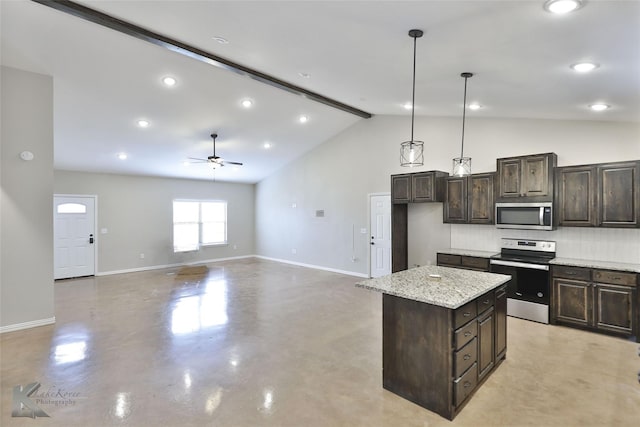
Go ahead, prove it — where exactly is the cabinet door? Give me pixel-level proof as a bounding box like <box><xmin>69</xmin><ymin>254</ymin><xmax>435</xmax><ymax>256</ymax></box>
<box><xmin>443</xmin><ymin>177</ymin><xmax>468</xmax><ymax>223</ymax></box>
<box><xmin>494</xmin><ymin>286</ymin><xmax>507</xmax><ymax>361</ymax></box>
<box><xmin>477</xmin><ymin>307</ymin><xmax>495</xmax><ymax>381</ymax></box>
<box><xmin>391</xmin><ymin>174</ymin><xmax>411</xmax><ymax>203</ymax></box>
<box><xmin>522</xmin><ymin>155</ymin><xmax>550</xmax><ymax>198</ymax></box>
<box><xmin>497</xmin><ymin>158</ymin><xmax>522</xmax><ymax>198</ymax></box>
<box><xmin>597</xmin><ymin>161</ymin><xmax>640</xmax><ymax>227</ymax></box>
<box><xmin>553</xmin><ymin>278</ymin><xmax>591</xmax><ymax>326</ymax></box>
<box><xmin>556</xmin><ymin>166</ymin><xmax>597</xmax><ymax>226</ymax></box>
<box><xmin>594</xmin><ymin>284</ymin><xmax>635</xmax><ymax>334</ymax></box>
<box><xmin>469</xmin><ymin>173</ymin><xmax>495</xmax><ymax>224</ymax></box>
<box><xmin>412</xmin><ymin>172</ymin><xmax>436</xmax><ymax>202</ymax></box>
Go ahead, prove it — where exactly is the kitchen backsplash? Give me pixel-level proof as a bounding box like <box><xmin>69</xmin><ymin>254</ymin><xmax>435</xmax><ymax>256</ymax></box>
<box><xmin>450</xmin><ymin>224</ymin><xmax>640</xmax><ymax>264</ymax></box>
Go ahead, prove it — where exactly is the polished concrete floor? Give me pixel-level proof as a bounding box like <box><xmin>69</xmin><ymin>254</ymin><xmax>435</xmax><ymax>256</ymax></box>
<box><xmin>1</xmin><ymin>258</ymin><xmax>639</xmax><ymax>426</ymax></box>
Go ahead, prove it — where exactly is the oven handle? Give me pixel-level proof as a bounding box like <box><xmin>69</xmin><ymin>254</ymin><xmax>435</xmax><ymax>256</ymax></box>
<box><xmin>490</xmin><ymin>259</ymin><xmax>549</xmax><ymax>271</ymax></box>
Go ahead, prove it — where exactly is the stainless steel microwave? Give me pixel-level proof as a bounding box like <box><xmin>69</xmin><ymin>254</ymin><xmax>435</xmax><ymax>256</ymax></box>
<box><xmin>495</xmin><ymin>202</ymin><xmax>554</xmax><ymax>230</ymax></box>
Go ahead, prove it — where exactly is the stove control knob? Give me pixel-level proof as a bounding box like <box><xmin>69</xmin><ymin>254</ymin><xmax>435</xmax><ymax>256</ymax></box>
<box><xmin>537</xmin><ymin>292</ymin><xmax>544</xmax><ymax>298</ymax></box>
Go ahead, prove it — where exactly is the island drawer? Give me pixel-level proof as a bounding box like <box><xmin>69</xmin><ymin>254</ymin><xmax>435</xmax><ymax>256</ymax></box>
<box><xmin>461</xmin><ymin>256</ymin><xmax>489</xmax><ymax>271</ymax></box>
<box><xmin>437</xmin><ymin>253</ymin><xmax>461</xmax><ymax>266</ymax></box>
<box><xmin>455</xmin><ymin>301</ymin><xmax>478</xmax><ymax>329</ymax></box>
<box><xmin>552</xmin><ymin>265</ymin><xmax>591</xmax><ymax>281</ymax></box>
<box><xmin>454</xmin><ymin>362</ymin><xmax>478</xmax><ymax>407</ymax></box>
<box><xmin>593</xmin><ymin>270</ymin><xmax>637</xmax><ymax>287</ymax></box>
<box><xmin>476</xmin><ymin>292</ymin><xmax>494</xmax><ymax>314</ymax></box>
<box><xmin>454</xmin><ymin>338</ymin><xmax>477</xmax><ymax>378</ymax></box>
<box><xmin>454</xmin><ymin>320</ymin><xmax>477</xmax><ymax>350</ymax></box>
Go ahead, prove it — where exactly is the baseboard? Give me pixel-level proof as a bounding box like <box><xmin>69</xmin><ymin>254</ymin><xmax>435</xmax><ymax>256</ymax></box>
<box><xmin>255</xmin><ymin>256</ymin><xmax>368</xmax><ymax>278</ymax></box>
<box><xmin>0</xmin><ymin>317</ymin><xmax>56</xmax><ymax>334</ymax></box>
<box><xmin>96</xmin><ymin>255</ymin><xmax>255</xmax><ymax>276</ymax></box>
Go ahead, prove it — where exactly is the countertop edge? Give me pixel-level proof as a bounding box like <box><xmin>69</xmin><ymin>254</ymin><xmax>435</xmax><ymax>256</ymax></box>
<box><xmin>550</xmin><ymin>257</ymin><xmax>640</xmax><ymax>273</ymax></box>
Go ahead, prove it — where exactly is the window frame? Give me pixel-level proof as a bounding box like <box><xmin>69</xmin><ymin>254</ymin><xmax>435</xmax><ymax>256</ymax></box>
<box><xmin>172</xmin><ymin>199</ymin><xmax>228</xmax><ymax>253</ymax></box>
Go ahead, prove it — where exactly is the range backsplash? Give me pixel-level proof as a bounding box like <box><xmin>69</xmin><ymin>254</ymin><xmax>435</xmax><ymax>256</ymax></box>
<box><xmin>450</xmin><ymin>224</ymin><xmax>640</xmax><ymax>264</ymax></box>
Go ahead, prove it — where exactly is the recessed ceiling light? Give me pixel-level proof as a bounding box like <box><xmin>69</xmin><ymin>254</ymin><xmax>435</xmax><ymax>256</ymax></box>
<box><xmin>182</xmin><ymin>161</ymin><xmax>190</xmax><ymax>166</ymax></box>
<box><xmin>117</xmin><ymin>153</ymin><xmax>127</xmax><ymax>160</ymax></box>
<box><xmin>298</xmin><ymin>115</ymin><xmax>309</xmax><ymax>124</ymax></box>
<box><xmin>137</xmin><ymin>119</ymin><xmax>149</xmax><ymax>128</ymax></box>
<box><xmin>468</xmin><ymin>103</ymin><xmax>482</xmax><ymax>110</ymax></box>
<box><xmin>263</xmin><ymin>142</ymin><xmax>272</xmax><ymax>149</ymax></box>
<box><xmin>241</xmin><ymin>99</ymin><xmax>253</xmax><ymax>108</ymax></box>
<box><xmin>162</xmin><ymin>76</ymin><xmax>177</xmax><ymax>86</ymax></box>
<box><xmin>403</xmin><ymin>102</ymin><xmax>413</xmax><ymax>110</ymax></box>
<box><xmin>544</xmin><ymin>0</ymin><xmax>583</xmax><ymax>14</ymax></box>
<box><xmin>589</xmin><ymin>103</ymin><xmax>610</xmax><ymax>111</ymax></box>
<box><xmin>298</xmin><ymin>72</ymin><xmax>310</xmax><ymax>78</ymax></box>
<box><xmin>213</xmin><ymin>36</ymin><xmax>229</xmax><ymax>44</ymax></box>
<box><xmin>571</xmin><ymin>62</ymin><xmax>599</xmax><ymax>73</ymax></box>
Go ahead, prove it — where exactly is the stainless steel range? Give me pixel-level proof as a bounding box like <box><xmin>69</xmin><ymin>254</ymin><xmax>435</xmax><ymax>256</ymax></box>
<box><xmin>489</xmin><ymin>238</ymin><xmax>556</xmax><ymax>324</ymax></box>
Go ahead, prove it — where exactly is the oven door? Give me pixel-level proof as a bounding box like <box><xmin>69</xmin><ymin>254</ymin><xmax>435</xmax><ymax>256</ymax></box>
<box><xmin>489</xmin><ymin>260</ymin><xmax>550</xmax><ymax>305</ymax></box>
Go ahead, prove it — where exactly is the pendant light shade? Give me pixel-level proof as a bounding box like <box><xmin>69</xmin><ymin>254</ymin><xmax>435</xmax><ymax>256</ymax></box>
<box><xmin>400</xmin><ymin>29</ymin><xmax>424</xmax><ymax>167</ymax></box>
<box><xmin>453</xmin><ymin>72</ymin><xmax>473</xmax><ymax>176</ymax></box>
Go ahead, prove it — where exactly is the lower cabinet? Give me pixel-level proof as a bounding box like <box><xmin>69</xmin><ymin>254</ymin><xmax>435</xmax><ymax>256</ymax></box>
<box><xmin>382</xmin><ymin>285</ymin><xmax>507</xmax><ymax>420</ymax></box>
<box><xmin>552</xmin><ymin>265</ymin><xmax>637</xmax><ymax>339</ymax></box>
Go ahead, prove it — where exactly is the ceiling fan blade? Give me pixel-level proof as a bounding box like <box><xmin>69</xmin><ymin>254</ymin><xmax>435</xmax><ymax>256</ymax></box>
<box><xmin>188</xmin><ymin>157</ymin><xmax>208</xmax><ymax>162</ymax></box>
<box><xmin>224</xmin><ymin>161</ymin><xmax>243</xmax><ymax>166</ymax></box>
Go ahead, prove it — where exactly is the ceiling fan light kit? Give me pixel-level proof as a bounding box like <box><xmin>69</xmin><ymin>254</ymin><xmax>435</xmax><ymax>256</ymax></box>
<box><xmin>453</xmin><ymin>72</ymin><xmax>473</xmax><ymax>177</ymax></box>
<box><xmin>189</xmin><ymin>133</ymin><xmax>243</xmax><ymax>170</ymax></box>
<box><xmin>400</xmin><ymin>29</ymin><xmax>425</xmax><ymax>168</ymax></box>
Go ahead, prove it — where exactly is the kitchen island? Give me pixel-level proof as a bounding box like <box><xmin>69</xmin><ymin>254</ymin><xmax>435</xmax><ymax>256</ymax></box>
<box><xmin>356</xmin><ymin>265</ymin><xmax>511</xmax><ymax>420</ymax></box>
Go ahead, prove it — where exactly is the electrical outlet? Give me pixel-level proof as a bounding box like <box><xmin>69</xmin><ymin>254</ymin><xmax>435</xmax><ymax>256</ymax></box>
<box><xmin>140</xmin><ymin>253</ymin><xmax>145</xmax><ymax>259</ymax></box>
<box><xmin>292</xmin><ymin>248</ymin><xmax>297</xmax><ymax>254</ymax></box>
<box><xmin>233</xmin><ymin>244</ymin><xmax>237</xmax><ymax>250</ymax></box>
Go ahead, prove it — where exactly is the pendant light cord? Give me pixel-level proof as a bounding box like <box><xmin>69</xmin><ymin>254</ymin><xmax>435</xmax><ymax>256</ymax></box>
<box><xmin>460</xmin><ymin>74</ymin><xmax>470</xmax><ymax>160</ymax></box>
<box><xmin>410</xmin><ymin>34</ymin><xmax>417</xmax><ymax>144</ymax></box>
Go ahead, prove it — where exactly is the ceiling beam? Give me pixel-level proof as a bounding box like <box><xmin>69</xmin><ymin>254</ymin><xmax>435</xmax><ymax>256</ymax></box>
<box><xmin>31</xmin><ymin>0</ymin><xmax>373</xmax><ymax>119</ymax></box>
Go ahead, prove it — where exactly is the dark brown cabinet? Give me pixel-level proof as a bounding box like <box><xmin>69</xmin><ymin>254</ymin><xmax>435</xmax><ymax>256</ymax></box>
<box><xmin>552</xmin><ymin>265</ymin><xmax>637</xmax><ymax>340</ymax></box>
<box><xmin>598</xmin><ymin>161</ymin><xmax>640</xmax><ymax>227</ymax></box>
<box><xmin>383</xmin><ymin>285</ymin><xmax>506</xmax><ymax>420</ymax></box>
<box><xmin>391</xmin><ymin>171</ymin><xmax>448</xmax><ymax>204</ymax></box>
<box><xmin>436</xmin><ymin>253</ymin><xmax>490</xmax><ymax>272</ymax></box>
<box><xmin>556</xmin><ymin>160</ymin><xmax>640</xmax><ymax>228</ymax></box>
<box><xmin>494</xmin><ymin>286</ymin><xmax>507</xmax><ymax>361</ymax></box>
<box><xmin>497</xmin><ymin>153</ymin><xmax>556</xmax><ymax>202</ymax></box>
<box><xmin>443</xmin><ymin>173</ymin><xmax>495</xmax><ymax>224</ymax></box>
<box><xmin>556</xmin><ymin>165</ymin><xmax>597</xmax><ymax>226</ymax></box>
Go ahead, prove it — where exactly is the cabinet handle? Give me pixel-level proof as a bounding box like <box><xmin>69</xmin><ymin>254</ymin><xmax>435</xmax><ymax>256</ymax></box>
<box><xmin>463</xmin><ymin>312</ymin><xmax>471</xmax><ymax>317</ymax></box>
<box><xmin>612</xmin><ymin>276</ymin><xmax>622</xmax><ymax>280</ymax></box>
<box><xmin>566</xmin><ymin>272</ymin><xmax>576</xmax><ymax>276</ymax></box>
<box><xmin>464</xmin><ymin>381</ymin><xmax>472</xmax><ymax>388</ymax></box>
<box><xmin>464</xmin><ymin>331</ymin><xmax>472</xmax><ymax>337</ymax></box>
<box><xmin>483</xmin><ymin>299</ymin><xmax>490</xmax><ymax>305</ymax></box>
<box><xmin>464</xmin><ymin>354</ymin><xmax>471</xmax><ymax>361</ymax></box>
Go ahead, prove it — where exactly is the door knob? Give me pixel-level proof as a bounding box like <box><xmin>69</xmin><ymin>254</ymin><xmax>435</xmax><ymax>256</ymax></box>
<box><xmin>89</xmin><ymin>234</ymin><xmax>94</xmax><ymax>244</ymax></box>
<box><xmin>370</xmin><ymin>242</ymin><xmax>375</xmax><ymax>245</ymax></box>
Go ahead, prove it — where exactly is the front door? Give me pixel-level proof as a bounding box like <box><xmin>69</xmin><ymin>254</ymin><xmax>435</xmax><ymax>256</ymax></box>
<box><xmin>370</xmin><ymin>194</ymin><xmax>391</xmax><ymax>278</ymax></box>
<box><xmin>54</xmin><ymin>195</ymin><xmax>96</xmax><ymax>279</ymax></box>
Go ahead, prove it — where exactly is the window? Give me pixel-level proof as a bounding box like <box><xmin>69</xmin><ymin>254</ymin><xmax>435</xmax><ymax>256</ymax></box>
<box><xmin>173</xmin><ymin>200</ymin><xmax>227</xmax><ymax>252</ymax></box>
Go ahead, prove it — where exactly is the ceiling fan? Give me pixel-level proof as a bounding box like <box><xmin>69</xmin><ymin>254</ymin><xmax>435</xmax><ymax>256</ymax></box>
<box><xmin>189</xmin><ymin>133</ymin><xmax>243</xmax><ymax>169</ymax></box>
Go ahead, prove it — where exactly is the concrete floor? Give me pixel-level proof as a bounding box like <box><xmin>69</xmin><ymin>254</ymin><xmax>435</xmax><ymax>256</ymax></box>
<box><xmin>1</xmin><ymin>258</ymin><xmax>639</xmax><ymax>426</ymax></box>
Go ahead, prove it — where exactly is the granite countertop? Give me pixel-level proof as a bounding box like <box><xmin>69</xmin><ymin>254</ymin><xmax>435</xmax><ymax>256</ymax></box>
<box><xmin>550</xmin><ymin>258</ymin><xmax>640</xmax><ymax>273</ymax></box>
<box><xmin>355</xmin><ymin>265</ymin><xmax>511</xmax><ymax>309</ymax></box>
<box><xmin>437</xmin><ymin>248</ymin><xmax>499</xmax><ymax>258</ymax></box>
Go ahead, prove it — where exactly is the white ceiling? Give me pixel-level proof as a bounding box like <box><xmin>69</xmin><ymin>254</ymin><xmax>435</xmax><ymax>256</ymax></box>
<box><xmin>2</xmin><ymin>0</ymin><xmax>639</xmax><ymax>184</ymax></box>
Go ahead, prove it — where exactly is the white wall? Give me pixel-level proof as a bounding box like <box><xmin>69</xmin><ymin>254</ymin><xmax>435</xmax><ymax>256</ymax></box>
<box><xmin>54</xmin><ymin>171</ymin><xmax>255</xmax><ymax>274</ymax></box>
<box><xmin>255</xmin><ymin>115</ymin><xmax>640</xmax><ymax>275</ymax></box>
<box><xmin>1</xmin><ymin>66</ymin><xmax>55</xmax><ymax>330</ymax></box>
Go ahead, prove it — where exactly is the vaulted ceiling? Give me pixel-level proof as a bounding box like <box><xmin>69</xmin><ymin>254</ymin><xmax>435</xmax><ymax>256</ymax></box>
<box><xmin>2</xmin><ymin>0</ymin><xmax>638</xmax><ymax>183</ymax></box>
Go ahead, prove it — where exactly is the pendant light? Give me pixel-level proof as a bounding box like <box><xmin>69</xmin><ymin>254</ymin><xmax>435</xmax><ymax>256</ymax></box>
<box><xmin>453</xmin><ymin>72</ymin><xmax>473</xmax><ymax>177</ymax></box>
<box><xmin>400</xmin><ymin>29</ymin><xmax>424</xmax><ymax>167</ymax></box>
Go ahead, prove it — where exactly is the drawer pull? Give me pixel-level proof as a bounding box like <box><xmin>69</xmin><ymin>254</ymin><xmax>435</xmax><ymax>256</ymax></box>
<box><xmin>464</xmin><ymin>331</ymin><xmax>472</xmax><ymax>337</ymax></box>
<box><xmin>483</xmin><ymin>299</ymin><xmax>490</xmax><ymax>305</ymax></box>
<box><xmin>464</xmin><ymin>381</ymin><xmax>472</xmax><ymax>388</ymax></box>
<box><xmin>566</xmin><ymin>272</ymin><xmax>576</xmax><ymax>275</ymax></box>
<box><xmin>463</xmin><ymin>312</ymin><xmax>471</xmax><ymax>317</ymax></box>
<box><xmin>516</xmin><ymin>292</ymin><xmax>523</xmax><ymax>296</ymax></box>
<box><xmin>463</xmin><ymin>354</ymin><xmax>471</xmax><ymax>361</ymax></box>
<box><xmin>612</xmin><ymin>276</ymin><xmax>621</xmax><ymax>280</ymax></box>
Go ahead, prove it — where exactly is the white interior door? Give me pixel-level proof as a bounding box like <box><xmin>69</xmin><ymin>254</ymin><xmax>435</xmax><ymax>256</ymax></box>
<box><xmin>54</xmin><ymin>195</ymin><xmax>96</xmax><ymax>279</ymax></box>
<box><xmin>370</xmin><ymin>194</ymin><xmax>391</xmax><ymax>278</ymax></box>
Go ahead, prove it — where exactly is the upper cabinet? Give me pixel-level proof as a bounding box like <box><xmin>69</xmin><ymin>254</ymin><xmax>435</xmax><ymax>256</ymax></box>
<box><xmin>391</xmin><ymin>171</ymin><xmax>448</xmax><ymax>204</ymax></box>
<box><xmin>497</xmin><ymin>153</ymin><xmax>557</xmax><ymax>202</ymax></box>
<box><xmin>444</xmin><ymin>173</ymin><xmax>495</xmax><ymax>224</ymax></box>
<box><xmin>556</xmin><ymin>160</ymin><xmax>640</xmax><ymax>228</ymax></box>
